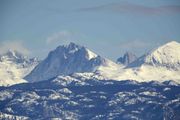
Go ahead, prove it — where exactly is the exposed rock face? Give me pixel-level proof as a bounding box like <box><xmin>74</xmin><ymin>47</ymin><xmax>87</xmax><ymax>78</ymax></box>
<box><xmin>117</xmin><ymin>52</ymin><xmax>137</xmax><ymax>66</ymax></box>
<box><xmin>25</xmin><ymin>42</ymin><xmax>116</xmax><ymax>82</ymax></box>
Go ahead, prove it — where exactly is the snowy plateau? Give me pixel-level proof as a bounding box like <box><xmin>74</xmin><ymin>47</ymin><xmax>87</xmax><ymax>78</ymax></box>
<box><xmin>0</xmin><ymin>41</ymin><xmax>180</xmax><ymax>120</ymax></box>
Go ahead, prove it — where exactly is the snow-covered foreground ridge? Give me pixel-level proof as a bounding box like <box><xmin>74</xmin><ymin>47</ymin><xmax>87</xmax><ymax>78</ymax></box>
<box><xmin>25</xmin><ymin>41</ymin><xmax>180</xmax><ymax>84</ymax></box>
<box><xmin>0</xmin><ymin>78</ymin><xmax>179</xmax><ymax>119</ymax></box>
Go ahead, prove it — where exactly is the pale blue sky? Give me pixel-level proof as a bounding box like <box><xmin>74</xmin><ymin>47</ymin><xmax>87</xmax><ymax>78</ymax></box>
<box><xmin>1</xmin><ymin>0</ymin><xmax>180</xmax><ymax>60</ymax></box>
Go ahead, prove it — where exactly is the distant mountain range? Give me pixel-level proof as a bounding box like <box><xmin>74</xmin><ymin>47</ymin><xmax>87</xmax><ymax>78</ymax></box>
<box><xmin>0</xmin><ymin>77</ymin><xmax>179</xmax><ymax>120</ymax></box>
<box><xmin>25</xmin><ymin>41</ymin><xmax>180</xmax><ymax>84</ymax></box>
<box><xmin>0</xmin><ymin>41</ymin><xmax>180</xmax><ymax>86</ymax></box>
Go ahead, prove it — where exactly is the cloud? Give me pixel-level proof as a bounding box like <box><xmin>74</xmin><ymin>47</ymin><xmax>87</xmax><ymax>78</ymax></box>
<box><xmin>77</xmin><ymin>2</ymin><xmax>180</xmax><ymax>16</ymax></box>
<box><xmin>46</xmin><ymin>30</ymin><xmax>74</xmax><ymax>44</ymax></box>
<box><xmin>0</xmin><ymin>40</ymin><xmax>30</xmax><ymax>55</ymax></box>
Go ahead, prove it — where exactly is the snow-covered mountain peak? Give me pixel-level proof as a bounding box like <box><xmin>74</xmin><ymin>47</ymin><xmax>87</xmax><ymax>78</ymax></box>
<box><xmin>145</xmin><ymin>41</ymin><xmax>180</xmax><ymax>69</ymax></box>
<box><xmin>66</xmin><ymin>42</ymin><xmax>81</xmax><ymax>52</ymax></box>
<box><xmin>4</xmin><ymin>50</ymin><xmax>19</xmax><ymax>58</ymax></box>
<box><xmin>129</xmin><ymin>41</ymin><xmax>180</xmax><ymax>70</ymax></box>
<box><xmin>57</xmin><ymin>42</ymin><xmax>81</xmax><ymax>54</ymax></box>
<box><xmin>0</xmin><ymin>50</ymin><xmax>28</xmax><ymax>63</ymax></box>
<box><xmin>0</xmin><ymin>50</ymin><xmax>39</xmax><ymax>64</ymax></box>
<box><xmin>25</xmin><ymin>43</ymin><xmax>117</xmax><ymax>82</ymax></box>
<box><xmin>163</xmin><ymin>40</ymin><xmax>179</xmax><ymax>46</ymax></box>
<box><xmin>148</xmin><ymin>41</ymin><xmax>180</xmax><ymax>58</ymax></box>
<box><xmin>0</xmin><ymin>50</ymin><xmax>39</xmax><ymax>86</ymax></box>
<box><xmin>53</xmin><ymin>42</ymin><xmax>97</xmax><ymax>60</ymax></box>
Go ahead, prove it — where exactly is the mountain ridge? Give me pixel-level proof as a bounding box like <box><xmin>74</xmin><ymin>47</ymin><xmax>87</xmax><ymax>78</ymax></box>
<box><xmin>25</xmin><ymin>42</ymin><xmax>120</xmax><ymax>82</ymax></box>
<box><xmin>24</xmin><ymin>41</ymin><xmax>180</xmax><ymax>84</ymax></box>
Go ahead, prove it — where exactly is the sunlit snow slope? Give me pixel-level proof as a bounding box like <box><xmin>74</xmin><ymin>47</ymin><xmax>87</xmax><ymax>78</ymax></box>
<box><xmin>0</xmin><ymin>50</ymin><xmax>39</xmax><ymax>86</ymax></box>
<box><xmin>97</xmin><ymin>41</ymin><xmax>180</xmax><ymax>83</ymax></box>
